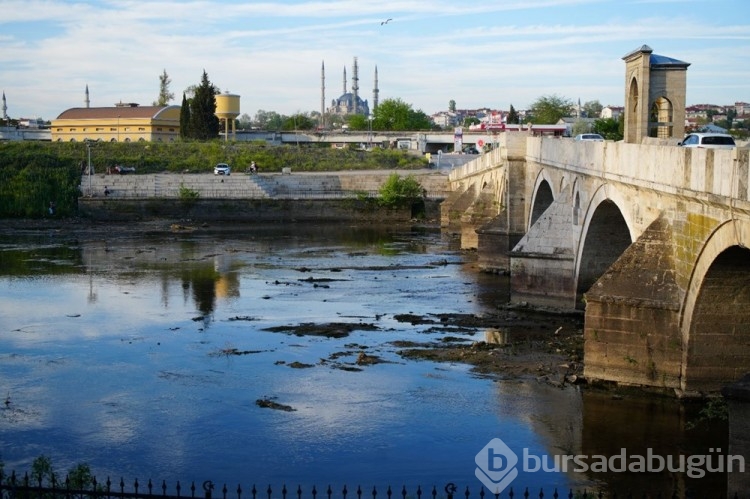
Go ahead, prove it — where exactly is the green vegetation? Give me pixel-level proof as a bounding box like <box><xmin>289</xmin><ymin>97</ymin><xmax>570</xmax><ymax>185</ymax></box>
<box><xmin>527</xmin><ymin>94</ymin><xmax>574</xmax><ymax>124</ymax></box>
<box><xmin>378</xmin><ymin>173</ymin><xmax>424</xmax><ymax>208</ymax></box>
<box><xmin>0</xmin><ymin>455</ymin><xmax>98</xmax><ymax>496</ymax></box>
<box><xmin>0</xmin><ymin>141</ymin><xmax>427</xmax><ymax>218</ymax></box>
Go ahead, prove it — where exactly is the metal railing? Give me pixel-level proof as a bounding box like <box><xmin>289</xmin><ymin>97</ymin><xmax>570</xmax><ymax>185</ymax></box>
<box><xmin>1</xmin><ymin>472</ymin><xmax>721</xmax><ymax>499</ymax></box>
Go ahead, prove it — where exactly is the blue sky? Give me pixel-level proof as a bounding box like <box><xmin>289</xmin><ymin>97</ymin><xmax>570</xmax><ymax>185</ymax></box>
<box><xmin>1</xmin><ymin>0</ymin><xmax>748</xmax><ymax>121</ymax></box>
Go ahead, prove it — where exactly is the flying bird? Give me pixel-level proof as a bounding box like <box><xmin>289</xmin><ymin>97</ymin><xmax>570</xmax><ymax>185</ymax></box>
<box><xmin>381</xmin><ymin>18</ymin><xmax>392</xmax><ymax>25</ymax></box>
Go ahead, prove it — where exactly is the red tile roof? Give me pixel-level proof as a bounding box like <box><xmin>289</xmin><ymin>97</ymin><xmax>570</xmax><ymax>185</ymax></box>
<box><xmin>56</xmin><ymin>105</ymin><xmax>178</xmax><ymax>120</ymax></box>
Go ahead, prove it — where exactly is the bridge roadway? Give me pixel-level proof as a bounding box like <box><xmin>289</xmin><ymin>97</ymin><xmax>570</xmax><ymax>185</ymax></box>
<box><xmin>442</xmin><ymin>133</ymin><xmax>750</xmax><ymax>395</ymax></box>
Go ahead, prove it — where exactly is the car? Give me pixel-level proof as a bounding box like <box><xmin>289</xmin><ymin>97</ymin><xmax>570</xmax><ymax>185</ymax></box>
<box><xmin>463</xmin><ymin>146</ymin><xmax>479</xmax><ymax>154</ymax></box>
<box><xmin>214</xmin><ymin>163</ymin><xmax>231</xmax><ymax>175</ymax></box>
<box><xmin>574</xmin><ymin>133</ymin><xmax>604</xmax><ymax>142</ymax></box>
<box><xmin>678</xmin><ymin>133</ymin><xmax>735</xmax><ymax>150</ymax></box>
<box><xmin>114</xmin><ymin>165</ymin><xmax>136</xmax><ymax>174</ymax></box>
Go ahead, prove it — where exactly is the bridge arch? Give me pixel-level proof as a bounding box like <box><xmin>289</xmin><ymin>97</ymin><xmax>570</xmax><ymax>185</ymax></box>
<box><xmin>575</xmin><ymin>184</ymin><xmax>635</xmax><ymax>308</ymax></box>
<box><xmin>680</xmin><ymin>219</ymin><xmax>750</xmax><ymax>392</ymax></box>
<box><xmin>528</xmin><ymin>170</ymin><xmax>556</xmax><ymax>230</ymax></box>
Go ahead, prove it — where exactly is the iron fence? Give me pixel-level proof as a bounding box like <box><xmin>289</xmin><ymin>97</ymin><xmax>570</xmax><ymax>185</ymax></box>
<box><xmin>2</xmin><ymin>473</ymin><xmax>732</xmax><ymax>499</ymax></box>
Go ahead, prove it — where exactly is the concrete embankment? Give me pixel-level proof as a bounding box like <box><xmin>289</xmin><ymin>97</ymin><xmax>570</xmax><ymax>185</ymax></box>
<box><xmin>78</xmin><ymin>170</ymin><xmax>449</xmax><ymax>223</ymax></box>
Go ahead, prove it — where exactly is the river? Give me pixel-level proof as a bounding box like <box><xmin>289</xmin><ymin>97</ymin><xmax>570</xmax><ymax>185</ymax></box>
<box><xmin>0</xmin><ymin>223</ymin><xmax>733</xmax><ymax>496</ymax></box>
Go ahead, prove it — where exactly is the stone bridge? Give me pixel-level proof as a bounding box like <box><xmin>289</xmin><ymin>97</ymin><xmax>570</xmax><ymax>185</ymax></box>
<box><xmin>442</xmin><ymin>133</ymin><xmax>750</xmax><ymax>396</ymax></box>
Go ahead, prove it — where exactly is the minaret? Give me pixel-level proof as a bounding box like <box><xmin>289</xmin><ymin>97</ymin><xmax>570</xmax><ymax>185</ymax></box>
<box><xmin>85</xmin><ymin>85</ymin><xmax>90</xmax><ymax>108</ymax></box>
<box><xmin>320</xmin><ymin>61</ymin><xmax>325</xmax><ymax>125</ymax></box>
<box><xmin>2</xmin><ymin>91</ymin><xmax>7</xmax><ymax>121</ymax></box>
<box><xmin>342</xmin><ymin>66</ymin><xmax>347</xmax><ymax>95</ymax></box>
<box><xmin>352</xmin><ymin>57</ymin><xmax>359</xmax><ymax>115</ymax></box>
<box><xmin>373</xmin><ymin>66</ymin><xmax>379</xmax><ymax>112</ymax></box>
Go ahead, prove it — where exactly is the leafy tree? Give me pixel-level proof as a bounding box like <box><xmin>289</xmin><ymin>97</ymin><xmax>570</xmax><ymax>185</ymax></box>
<box><xmin>378</xmin><ymin>173</ymin><xmax>424</xmax><ymax>207</ymax></box>
<box><xmin>528</xmin><ymin>94</ymin><xmax>573</xmax><ymax>124</ymax></box>
<box><xmin>506</xmin><ymin>104</ymin><xmax>519</xmax><ymax>124</ymax></box>
<box><xmin>282</xmin><ymin>113</ymin><xmax>315</xmax><ymax>130</ymax></box>
<box><xmin>582</xmin><ymin>100</ymin><xmax>603</xmax><ymax>119</ymax></box>
<box><xmin>266</xmin><ymin>112</ymin><xmax>285</xmax><ymax>131</ymax></box>
<box><xmin>179</xmin><ymin>93</ymin><xmax>190</xmax><ymax>139</ymax></box>
<box><xmin>346</xmin><ymin>113</ymin><xmax>369</xmax><ymax>131</ymax></box>
<box><xmin>187</xmin><ymin>70</ymin><xmax>220</xmax><ymax>140</ymax></box>
<box><xmin>449</xmin><ymin>100</ymin><xmax>456</xmax><ymax>112</ymax></box>
<box><xmin>372</xmin><ymin>98</ymin><xmax>431</xmax><ymax>131</ymax></box>
<box><xmin>593</xmin><ymin>117</ymin><xmax>624</xmax><ymax>141</ymax></box>
<box><xmin>463</xmin><ymin>117</ymin><xmax>480</xmax><ymax>128</ymax></box>
<box><xmin>153</xmin><ymin>69</ymin><xmax>174</xmax><ymax>106</ymax></box>
<box><xmin>237</xmin><ymin>113</ymin><xmax>253</xmax><ymax>129</ymax></box>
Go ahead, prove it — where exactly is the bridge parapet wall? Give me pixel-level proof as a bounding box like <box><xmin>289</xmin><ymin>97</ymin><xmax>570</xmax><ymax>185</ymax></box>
<box><xmin>529</xmin><ymin>138</ymin><xmax>750</xmax><ymax>206</ymax></box>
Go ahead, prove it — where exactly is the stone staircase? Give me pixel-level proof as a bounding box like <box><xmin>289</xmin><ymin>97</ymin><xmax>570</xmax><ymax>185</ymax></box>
<box><xmin>82</xmin><ymin>170</ymin><xmax>450</xmax><ymax>200</ymax></box>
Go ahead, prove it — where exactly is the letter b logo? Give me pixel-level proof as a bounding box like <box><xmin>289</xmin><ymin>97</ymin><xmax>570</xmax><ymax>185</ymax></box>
<box><xmin>475</xmin><ymin>438</ymin><xmax>519</xmax><ymax>494</ymax></box>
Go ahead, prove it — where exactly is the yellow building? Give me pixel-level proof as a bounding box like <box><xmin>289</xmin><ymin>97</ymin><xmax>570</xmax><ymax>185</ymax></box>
<box><xmin>51</xmin><ymin>103</ymin><xmax>181</xmax><ymax>142</ymax></box>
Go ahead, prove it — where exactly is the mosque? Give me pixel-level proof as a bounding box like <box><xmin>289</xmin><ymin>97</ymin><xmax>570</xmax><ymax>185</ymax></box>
<box><xmin>322</xmin><ymin>57</ymin><xmax>378</xmax><ymax>120</ymax></box>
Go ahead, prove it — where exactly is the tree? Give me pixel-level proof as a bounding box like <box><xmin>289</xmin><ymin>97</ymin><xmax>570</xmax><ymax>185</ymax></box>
<box><xmin>528</xmin><ymin>94</ymin><xmax>573</xmax><ymax>124</ymax></box>
<box><xmin>282</xmin><ymin>113</ymin><xmax>315</xmax><ymax>130</ymax></box>
<box><xmin>153</xmin><ymin>69</ymin><xmax>174</xmax><ymax>106</ymax></box>
<box><xmin>582</xmin><ymin>100</ymin><xmax>603</xmax><ymax>119</ymax></box>
<box><xmin>506</xmin><ymin>105</ymin><xmax>519</xmax><ymax>124</ymax></box>
<box><xmin>346</xmin><ymin>113</ymin><xmax>369</xmax><ymax>131</ymax></box>
<box><xmin>187</xmin><ymin>70</ymin><xmax>220</xmax><ymax>140</ymax></box>
<box><xmin>449</xmin><ymin>100</ymin><xmax>456</xmax><ymax>112</ymax></box>
<box><xmin>372</xmin><ymin>98</ymin><xmax>431</xmax><ymax>131</ymax></box>
<box><xmin>593</xmin><ymin>117</ymin><xmax>624</xmax><ymax>141</ymax></box>
<box><xmin>179</xmin><ymin>93</ymin><xmax>190</xmax><ymax>139</ymax></box>
<box><xmin>237</xmin><ymin>113</ymin><xmax>253</xmax><ymax>129</ymax></box>
<box><xmin>378</xmin><ymin>173</ymin><xmax>424</xmax><ymax>207</ymax></box>
<box><xmin>463</xmin><ymin>117</ymin><xmax>480</xmax><ymax>128</ymax></box>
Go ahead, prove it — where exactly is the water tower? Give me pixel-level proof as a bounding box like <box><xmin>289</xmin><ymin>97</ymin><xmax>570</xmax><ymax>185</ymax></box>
<box><xmin>215</xmin><ymin>92</ymin><xmax>240</xmax><ymax>141</ymax></box>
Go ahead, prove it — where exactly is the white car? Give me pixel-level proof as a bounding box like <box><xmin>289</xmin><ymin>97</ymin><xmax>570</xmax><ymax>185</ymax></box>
<box><xmin>214</xmin><ymin>163</ymin><xmax>231</xmax><ymax>175</ymax></box>
<box><xmin>678</xmin><ymin>133</ymin><xmax>735</xmax><ymax>150</ymax></box>
<box><xmin>574</xmin><ymin>133</ymin><xmax>604</xmax><ymax>142</ymax></box>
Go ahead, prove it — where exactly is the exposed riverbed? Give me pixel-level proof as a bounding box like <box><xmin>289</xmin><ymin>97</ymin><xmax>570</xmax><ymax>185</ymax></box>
<box><xmin>0</xmin><ymin>220</ymin><xmax>730</xmax><ymax>496</ymax></box>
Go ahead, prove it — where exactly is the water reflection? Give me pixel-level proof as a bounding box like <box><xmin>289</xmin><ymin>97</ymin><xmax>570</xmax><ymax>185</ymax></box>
<box><xmin>0</xmin><ymin>224</ymin><xmax>738</xmax><ymax>495</ymax></box>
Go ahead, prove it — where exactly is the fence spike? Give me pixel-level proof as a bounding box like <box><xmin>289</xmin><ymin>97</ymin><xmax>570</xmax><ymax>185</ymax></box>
<box><xmin>415</xmin><ymin>485</ymin><xmax>421</xmax><ymax>499</ymax></box>
<box><xmin>523</xmin><ymin>486</ymin><xmax>529</xmax><ymax>499</ymax></box>
<box><xmin>191</xmin><ymin>481</ymin><xmax>197</xmax><ymax>498</ymax></box>
<box><xmin>252</xmin><ymin>484</ymin><xmax>258</xmax><ymax>499</ymax></box>
<box><xmin>464</xmin><ymin>485</ymin><xmax>470</xmax><ymax>499</ymax></box>
<box><xmin>327</xmin><ymin>484</ymin><xmax>333</xmax><ymax>499</ymax></box>
<box><xmin>282</xmin><ymin>484</ymin><xmax>287</xmax><ymax>499</ymax></box>
<box><xmin>266</xmin><ymin>484</ymin><xmax>273</xmax><ymax>499</ymax></box>
<box><xmin>311</xmin><ymin>485</ymin><xmax>317</xmax><ymax>499</ymax></box>
<box><xmin>357</xmin><ymin>485</ymin><xmax>362</xmax><ymax>499</ymax></box>
<box><xmin>387</xmin><ymin>485</ymin><xmax>392</xmax><ymax>499</ymax></box>
<box><xmin>478</xmin><ymin>487</ymin><xmax>485</xmax><ymax>499</ymax></box>
<box><xmin>538</xmin><ymin>487</ymin><xmax>543</xmax><ymax>499</ymax></box>
<box><xmin>401</xmin><ymin>485</ymin><xmax>407</xmax><ymax>499</ymax></box>
<box><xmin>237</xmin><ymin>483</ymin><xmax>243</xmax><ymax>499</ymax></box>
<box><xmin>121</xmin><ymin>477</ymin><xmax>126</xmax><ymax>494</ymax></box>
<box><xmin>148</xmin><ymin>478</ymin><xmax>154</xmax><ymax>495</ymax></box>
<box><xmin>176</xmin><ymin>481</ymin><xmax>182</xmax><ymax>498</ymax></box>
<box><xmin>342</xmin><ymin>484</ymin><xmax>348</xmax><ymax>499</ymax></box>
<box><xmin>552</xmin><ymin>488</ymin><xmax>558</xmax><ymax>499</ymax></box>
<box><xmin>222</xmin><ymin>483</ymin><xmax>229</xmax><ymax>499</ymax></box>
<box><xmin>162</xmin><ymin>480</ymin><xmax>167</xmax><ymax>496</ymax></box>
<box><xmin>507</xmin><ymin>487</ymin><xmax>514</xmax><ymax>499</ymax></box>
<box><xmin>372</xmin><ymin>485</ymin><xmax>377</xmax><ymax>499</ymax></box>
<box><xmin>431</xmin><ymin>485</ymin><xmax>437</xmax><ymax>499</ymax></box>
<box><xmin>297</xmin><ymin>485</ymin><xmax>303</xmax><ymax>499</ymax></box>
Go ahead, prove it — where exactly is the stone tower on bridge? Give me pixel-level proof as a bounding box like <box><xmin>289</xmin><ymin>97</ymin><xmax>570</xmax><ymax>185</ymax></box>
<box><xmin>623</xmin><ymin>45</ymin><xmax>690</xmax><ymax>143</ymax></box>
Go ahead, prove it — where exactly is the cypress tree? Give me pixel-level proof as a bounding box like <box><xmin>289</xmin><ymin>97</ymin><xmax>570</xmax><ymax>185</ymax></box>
<box><xmin>179</xmin><ymin>92</ymin><xmax>191</xmax><ymax>139</ymax></box>
<box><xmin>188</xmin><ymin>70</ymin><xmax>220</xmax><ymax>140</ymax></box>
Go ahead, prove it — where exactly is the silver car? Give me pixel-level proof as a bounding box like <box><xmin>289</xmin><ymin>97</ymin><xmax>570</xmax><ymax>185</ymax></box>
<box><xmin>214</xmin><ymin>163</ymin><xmax>231</xmax><ymax>175</ymax></box>
<box><xmin>678</xmin><ymin>133</ymin><xmax>735</xmax><ymax>150</ymax></box>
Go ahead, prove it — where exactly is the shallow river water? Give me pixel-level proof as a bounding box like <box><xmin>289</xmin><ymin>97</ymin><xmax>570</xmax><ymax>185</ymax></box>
<box><xmin>0</xmin><ymin>224</ymin><xmax>733</xmax><ymax>496</ymax></box>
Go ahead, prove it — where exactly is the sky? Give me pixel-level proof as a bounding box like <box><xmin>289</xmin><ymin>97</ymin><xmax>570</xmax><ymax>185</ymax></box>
<box><xmin>1</xmin><ymin>0</ymin><xmax>748</xmax><ymax>121</ymax></box>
